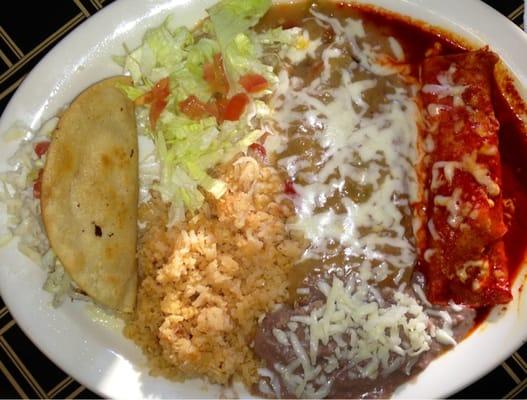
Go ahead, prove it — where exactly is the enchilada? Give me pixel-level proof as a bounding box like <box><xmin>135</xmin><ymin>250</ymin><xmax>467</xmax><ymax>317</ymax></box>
<box><xmin>419</xmin><ymin>50</ymin><xmax>512</xmax><ymax>306</ymax></box>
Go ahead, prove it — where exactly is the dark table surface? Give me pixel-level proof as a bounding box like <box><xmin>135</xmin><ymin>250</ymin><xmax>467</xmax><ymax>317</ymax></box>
<box><xmin>0</xmin><ymin>0</ymin><xmax>526</xmax><ymax>399</ymax></box>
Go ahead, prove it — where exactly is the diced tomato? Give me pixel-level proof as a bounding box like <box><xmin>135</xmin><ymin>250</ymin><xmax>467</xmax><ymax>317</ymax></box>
<box><xmin>136</xmin><ymin>77</ymin><xmax>170</xmax><ymax>129</ymax></box>
<box><xmin>239</xmin><ymin>73</ymin><xmax>268</xmax><ymax>93</ymax></box>
<box><xmin>33</xmin><ymin>169</ymin><xmax>43</xmax><ymax>199</ymax></box>
<box><xmin>34</xmin><ymin>141</ymin><xmax>50</xmax><ymax>158</ymax></box>
<box><xmin>179</xmin><ymin>95</ymin><xmax>231</xmax><ymax>123</ymax></box>
<box><xmin>179</xmin><ymin>95</ymin><xmax>209</xmax><ymax>120</ymax></box>
<box><xmin>284</xmin><ymin>179</ymin><xmax>297</xmax><ymax>195</ymax></box>
<box><xmin>203</xmin><ymin>63</ymin><xmax>214</xmax><ymax>83</ymax></box>
<box><xmin>149</xmin><ymin>78</ymin><xmax>170</xmax><ymax>129</ymax></box>
<box><xmin>203</xmin><ymin>53</ymin><xmax>230</xmax><ymax>95</ymax></box>
<box><xmin>249</xmin><ymin>143</ymin><xmax>267</xmax><ymax>158</ymax></box>
<box><xmin>135</xmin><ymin>77</ymin><xmax>170</xmax><ymax>106</ymax></box>
<box><xmin>223</xmin><ymin>93</ymin><xmax>249</xmax><ymax>121</ymax></box>
<box><xmin>150</xmin><ymin>99</ymin><xmax>167</xmax><ymax>129</ymax></box>
<box><xmin>205</xmin><ymin>96</ymin><xmax>228</xmax><ymax>123</ymax></box>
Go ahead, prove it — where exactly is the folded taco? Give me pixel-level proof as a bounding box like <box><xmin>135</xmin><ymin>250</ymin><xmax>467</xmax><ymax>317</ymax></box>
<box><xmin>41</xmin><ymin>76</ymin><xmax>138</xmax><ymax>312</ymax></box>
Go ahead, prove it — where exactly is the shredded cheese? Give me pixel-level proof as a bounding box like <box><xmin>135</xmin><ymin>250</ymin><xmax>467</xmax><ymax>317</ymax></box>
<box><xmin>388</xmin><ymin>36</ymin><xmax>405</xmax><ymax>62</ymax></box>
<box><xmin>431</xmin><ymin>151</ymin><xmax>499</xmax><ymax>197</ymax></box>
<box><xmin>422</xmin><ymin>64</ymin><xmax>467</xmax><ymax>107</ymax></box>
<box><xmin>456</xmin><ymin>259</ymin><xmax>489</xmax><ymax>285</ymax></box>
<box><xmin>461</xmin><ymin>151</ymin><xmax>500</xmax><ymax>196</ymax></box>
<box><xmin>258</xmin><ymin>10</ymin><xmax>466</xmax><ymax>397</ymax></box>
<box><xmin>434</xmin><ymin>188</ymin><xmax>464</xmax><ymax>228</ymax></box>
<box><xmin>267</xmin><ymin>274</ymin><xmax>460</xmax><ymax>397</ymax></box>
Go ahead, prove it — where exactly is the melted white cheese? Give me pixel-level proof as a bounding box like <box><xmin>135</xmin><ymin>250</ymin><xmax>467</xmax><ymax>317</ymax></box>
<box><xmin>423</xmin><ymin>134</ymin><xmax>435</xmax><ymax>153</ymax></box>
<box><xmin>388</xmin><ymin>36</ymin><xmax>404</xmax><ymax>62</ymax></box>
<box><xmin>434</xmin><ymin>188</ymin><xmax>464</xmax><ymax>228</ymax></box>
<box><xmin>274</xmin><ymin>41</ymin><xmax>418</xmax><ymax>271</ymax></box>
<box><xmin>286</xmin><ymin>30</ymin><xmax>323</xmax><ymax>65</ymax></box>
<box><xmin>462</xmin><ymin>151</ymin><xmax>500</xmax><ymax>196</ymax></box>
<box><xmin>260</xmin><ymin>10</ymin><xmax>457</xmax><ymax>397</ymax></box>
<box><xmin>431</xmin><ymin>151</ymin><xmax>499</xmax><ymax>198</ymax></box>
<box><xmin>457</xmin><ymin>259</ymin><xmax>489</xmax><ymax>285</ymax></box>
<box><xmin>427</xmin><ymin>103</ymin><xmax>450</xmax><ymax>117</ymax></box>
<box><xmin>431</xmin><ymin>160</ymin><xmax>461</xmax><ymax>190</ymax></box>
<box><xmin>311</xmin><ymin>9</ymin><xmax>398</xmax><ymax>76</ymax></box>
<box><xmin>422</xmin><ymin>64</ymin><xmax>467</xmax><ymax>107</ymax></box>
<box><xmin>427</xmin><ymin>219</ymin><xmax>440</xmax><ymax>241</ymax></box>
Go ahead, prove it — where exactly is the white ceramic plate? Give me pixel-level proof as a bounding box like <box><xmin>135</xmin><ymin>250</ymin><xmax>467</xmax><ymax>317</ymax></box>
<box><xmin>1</xmin><ymin>0</ymin><xmax>526</xmax><ymax>398</ymax></box>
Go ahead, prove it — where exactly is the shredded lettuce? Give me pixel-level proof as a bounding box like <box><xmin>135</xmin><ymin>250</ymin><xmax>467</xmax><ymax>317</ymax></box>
<box><xmin>154</xmin><ymin>108</ymin><xmax>263</xmax><ymax>221</ymax></box>
<box><xmin>115</xmin><ymin>82</ymin><xmax>145</xmax><ymax>101</ymax></box>
<box><xmin>118</xmin><ymin>0</ymin><xmax>298</xmax><ymax>224</ymax></box>
<box><xmin>206</xmin><ymin>0</ymin><xmax>300</xmax><ymax>88</ymax></box>
<box><xmin>207</xmin><ymin>0</ymin><xmax>271</xmax><ymax>49</ymax></box>
<box><xmin>207</xmin><ymin>0</ymin><xmax>273</xmax><ymax>88</ymax></box>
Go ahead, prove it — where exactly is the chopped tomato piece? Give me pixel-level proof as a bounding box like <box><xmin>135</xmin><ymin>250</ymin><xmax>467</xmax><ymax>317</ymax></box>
<box><xmin>135</xmin><ymin>77</ymin><xmax>170</xmax><ymax>105</ymax></box>
<box><xmin>149</xmin><ymin>78</ymin><xmax>170</xmax><ymax>129</ymax></box>
<box><xmin>203</xmin><ymin>53</ymin><xmax>230</xmax><ymax>95</ymax></box>
<box><xmin>136</xmin><ymin>77</ymin><xmax>170</xmax><ymax>129</ymax></box>
<box><xmin>284</xmin><ymin>179</ymin><xmax>297</xmax><ymax>195</ymax></box>
<box><xmin>179</xmin><ymin>95</ymin><xmax>209</xmax><ymax>120</ymax></box>
<box><xmin>34</xmin><ymin>141</ymin><xmax>50</xmax><ymax>158</ymax></box>
<box><xmin>179</xmin><ymin>95</ymin><xmax>230</xmax><ymax>123</ymax></box>
<box><xmin>203</xmin><ymin>63</ymin><xmax>215</xmax><ymax>86</ymax></box>
<box><xmin>33</xmin><ymin>169</ymin><xmax>43</xmax><ymax>199</ymax></box>
<box><xmin>239</xmin><ymin>73</ymin><xmax>268</xmax><ymax>93</ymax></box>
<box><xmin>150</xmin><ymin>99</ymin><xmax>168</xmax><ymax>129</ymax></box>
<box><xmin>205</xmin><ymin>96</ymin><xmax>228</xmax><ymax>123</ymax></box>
<box><xmin>223</xmin><ymin>93</ymin><xmax>249</xmax><ymax>121</ymax></box>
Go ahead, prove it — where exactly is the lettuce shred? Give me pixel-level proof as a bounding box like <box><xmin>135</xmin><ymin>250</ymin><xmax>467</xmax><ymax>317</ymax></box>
<box><xmin>119</xmin><ymin>0</ymin><xmax>300</xmax><ymax>224</ymax></box>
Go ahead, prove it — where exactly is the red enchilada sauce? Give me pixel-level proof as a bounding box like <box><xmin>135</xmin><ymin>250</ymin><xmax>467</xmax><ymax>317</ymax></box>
<box><xmin>495</xmin><ymin>81</ymin><xmax>527</xmax><ymax>282</ymax></box>
<box><xmin>328</xmin><ymin>0</ymin><xmax>527</xmax><ymax>315</ymax></box>
<box><xmin>252</xmin><ymin>2</ymin><xmax>527</xmax><ymax>398</ymax></box>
